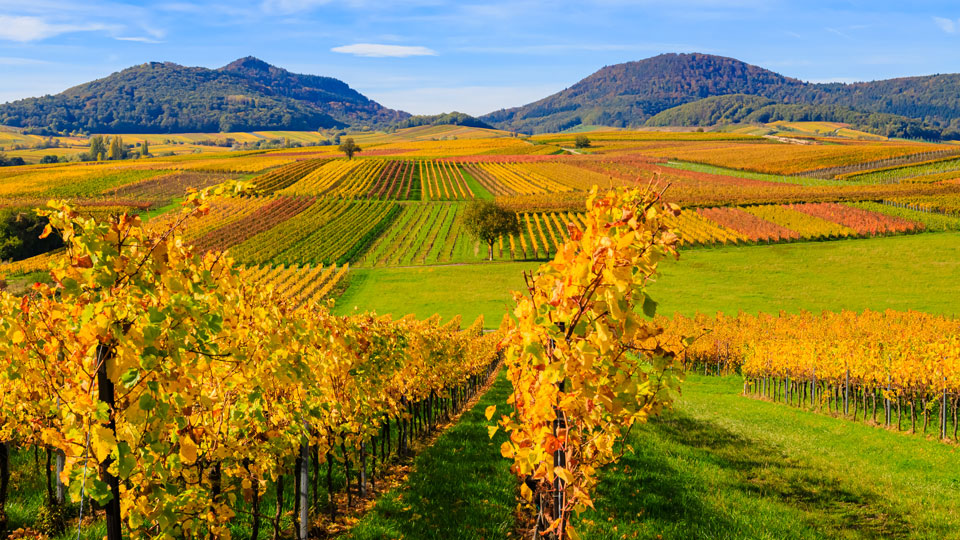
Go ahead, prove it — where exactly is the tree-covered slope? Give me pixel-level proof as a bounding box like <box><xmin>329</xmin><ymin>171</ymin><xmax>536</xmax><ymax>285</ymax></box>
<box><xmin>481</xmin><ymin>53</ymin><xmax>806</xmax><ymax>133</ymax></box>
<box><xmin>0</xmin><ymin>56</ymin><xmax>409</xmax><ymax>134</ymax></box>
<box><xmin>645</xmin><ymin>94</ymin><xmax>956</xmax><ymax>140</ymax></box>
<box><xmin>481</xmin><ymin>53</ymin><xmax>960</xmax><ymax>135</ymax></box>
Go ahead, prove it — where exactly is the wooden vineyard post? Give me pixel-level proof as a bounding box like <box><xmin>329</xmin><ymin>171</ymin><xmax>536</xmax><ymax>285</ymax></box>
<box><xmin>844</xmin><ymin>369</ymin><xmax>850</xmax><ymax>416</ymax></box>
<box><xmin>941</xmin><ymin>376</ymin><xmax>948</xmax><ymax>441</ymax></box>
<box><xmin>55</xmin><ymin>353</ymin><xmax>67</xmax><ymax>505</ymax></box>
<box><xmin>785</xmin><ymin>372</ymin><xmax>791</xmax><ymax>405</ymax></box>
<box><xmin>554</xmin><ymin>322</ymin><xmax>568</xmax><ymax>540</ymax></box>
<box><xmin>298</xmin><ymin>434</ymin><xmax>309</xmax><ymax>540</ymax></box>
<box><xmin>811</xmin><ymin>368</ymin><xmax>817</xmax><ymax>410</ymax></box>
<box><xmin>535</xmin><ymin>322</ymin><xmax>570</xmax><ymax>540</ymax></box>
<box><xmin>96</xmin><ymin>344</ymin><xmax>123</xmax><ymax>540</ymax></box>
<box><xmin>884</xmin><ymin>376</ymin><xmax>892</xmax><ymax>427</ymax></box>
<box><xmin>360</xmin><ymin>442</ymin><xmax>368</xmax><ymax>497</ymax></box>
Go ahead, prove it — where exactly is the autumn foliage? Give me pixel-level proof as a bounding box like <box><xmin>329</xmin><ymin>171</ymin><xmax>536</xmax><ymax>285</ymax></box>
<box><xmin>0</xmin><ymin>183</ymin><xmax>502</xmax><ymax>538</ymax></box>
<box><xmin>492</xmin><ymin>183</ymin><xmax>686</xmax><ymax>539</ymax></box>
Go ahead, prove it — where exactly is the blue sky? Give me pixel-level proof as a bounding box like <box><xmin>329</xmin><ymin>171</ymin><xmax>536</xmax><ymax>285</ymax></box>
<box><xmin>1</xmin><ymin>1</ymin><xmax>960</xmax><ymax>115</ymax></box>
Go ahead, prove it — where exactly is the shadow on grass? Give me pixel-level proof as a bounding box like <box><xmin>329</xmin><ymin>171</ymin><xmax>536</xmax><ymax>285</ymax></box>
<box><xmin>343</xmin><ymin>373</ymin><xmax>515</xmax><ymax>540</ymax></box>
<box><xmin>581</xmin><ymin>411</ymin><xmax>914</xmax><ymax>540</ymax></box>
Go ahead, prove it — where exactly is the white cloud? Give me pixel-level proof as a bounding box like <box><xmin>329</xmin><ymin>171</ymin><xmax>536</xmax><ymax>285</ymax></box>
<box><xmin>331</xmin><ymin>43</ymin><xmax>437</xmax><ymax>58</ymax></box>
<box><xmin>0</xmin><ymin>15</ymin><xmax>107</xmax><ymax>42</ymax></box>
<box><xmin>115</xmin><ymin>36</ymin><xmax>163</xmax><ymax>43</ymax></box>
<box><xmin>934</xmin><ymin>16</ymin><xmax>957</xmax><ymax>34</ymax></box>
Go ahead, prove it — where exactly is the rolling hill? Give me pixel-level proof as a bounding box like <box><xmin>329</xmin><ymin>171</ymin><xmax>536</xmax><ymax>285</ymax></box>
<box><xmin>481</xmin><ymin>53</ymin><xmax>960</xmax><ymax>136</ymax></box>
<box><xmin>0</xmin><ymin>56</ymin><xmax>409</xmax><ymax>134</ymax></box>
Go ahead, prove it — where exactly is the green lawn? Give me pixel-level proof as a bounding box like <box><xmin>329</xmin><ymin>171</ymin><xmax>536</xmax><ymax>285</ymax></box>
<box><xmin>654</xmin><ymin>231</ymin><xmax>960</xmax><ymax>316</ymax></box>
<box><xmin>579</xmin><ymin>374</ymin><xmax>960</xmax><ymax>539</ymax></box>
<box><xmin>335</xmin><ymin>262</ymin><xmax>537</xmax><ymax>323</ymax></box>
<box><xmin>335</xmin><ymin>232</ymin><xmax>960</xmax><ymax>324</ymax></box>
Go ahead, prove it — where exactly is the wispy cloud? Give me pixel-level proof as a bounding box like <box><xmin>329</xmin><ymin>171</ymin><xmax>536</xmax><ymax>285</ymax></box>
<box><xmin>331</xmin><ymin>43</ymin><xmax>437</xmax><ymax>58</ymax></box>
<box><xmin>261</xmin><ymin>0</ymin><xmax>332</xmax><ymax>14</ymax></box>
<box><xmin>0</xmin><ymin>56</ymin><xmax>50</xmax><ymax>65</ymax></box>
<box><xmin>825</xmin><ymin>27</ymin><xmax>853</xmax><ymax>40</ymax></box>
<box><xmin>0</xmin><ymin>15</ymin><xmax>108</xmax><ymax>42</ymax></box>
<box><xmin>934</xmin><ymin>16</ymin><xmax>957</xmax><ymax>34</ymax></box>
<box><xmin>115</xmin><ymin>36</ymin><xmax>163</xmax><ymax>43</ymax></box>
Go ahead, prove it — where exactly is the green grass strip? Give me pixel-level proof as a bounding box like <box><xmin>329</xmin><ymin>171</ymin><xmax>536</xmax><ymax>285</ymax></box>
<box><xmin>459</xmin><ymin>167</ymin><xmax>494</xmax><ymax>200</ymax></box>
<box><xmin>344</xmin><ymin>372</ymin><xmax>515</xmax><ymax>540</ymax></box>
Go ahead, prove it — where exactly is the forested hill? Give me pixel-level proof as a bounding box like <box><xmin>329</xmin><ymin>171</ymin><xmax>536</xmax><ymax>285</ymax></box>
<box><xmin>481</xmin><ymin>53</ymin><xmax>960</xmax><ymax>135</ymax></box>
<box><xmin>0</xmin><ymin>56</ymin><xmax>409</xmax><ymax>134</ymax></box>
<box><xmin>645</xmin><ymin>94</ymin><xmax>956</xmax><ymax>140</ymax></box>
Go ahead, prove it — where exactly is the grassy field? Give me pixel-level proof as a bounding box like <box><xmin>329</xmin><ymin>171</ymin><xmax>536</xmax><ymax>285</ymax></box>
<box><xmin>344</xmin><ymin>373</ymin><xmax>960</xmax><ymax>539</ymax></box>
<box><xmin>579</xmin><ymin>375</ymin><xmax>960</xmax><ymax>539</ymax></box>
<box><xmin>335</xmin><ymin>262</ymin><xmax>536</xmax><ymax>323</ymax></box>
<box><xmin>335</xmin><ymin>232</ymin><xmax>960</xmax><ymax>324</ymax></box>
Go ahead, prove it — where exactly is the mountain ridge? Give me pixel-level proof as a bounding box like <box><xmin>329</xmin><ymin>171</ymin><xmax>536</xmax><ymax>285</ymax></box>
<box><xmin>0</xmin><ymin>57</ymin><xmax>409</xmax><ymax>134</ymax></box>
<box><xmin>5</xmin><ymin>53</ymin><xmax>960</xmax><ymax>137</ymax></box>
<box><xmin>480</xmin><ymin>53</ymin><xmax>960</xmax><ymax>135</ymax></box>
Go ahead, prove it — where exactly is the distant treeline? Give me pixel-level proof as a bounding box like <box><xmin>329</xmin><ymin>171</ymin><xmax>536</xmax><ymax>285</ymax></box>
<box><xmin>645</xmin><ymin>95</ymin><xmax>960</xmax><ymax>141</ymax></box>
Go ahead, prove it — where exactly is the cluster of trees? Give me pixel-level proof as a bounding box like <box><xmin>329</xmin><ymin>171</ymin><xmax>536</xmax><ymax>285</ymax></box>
<box><xmin>0</xmin><ymin>154</ymin><xmax>25</xmax><ymax>167</ymax></box>
<box><xmin>392</xmin><ymin>112</ymin><xmax>493</xmax><ymax>130</ymax></box>
<box><xmin>81</xmin><ymin>135</ymin><xmax>149</xmax><ymax>161</ymax></box>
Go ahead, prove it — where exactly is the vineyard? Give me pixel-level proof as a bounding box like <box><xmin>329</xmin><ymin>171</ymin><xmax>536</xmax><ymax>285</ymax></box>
<box><xmin>1</xmin><ymin>132</ymin><xmax>959</xmax><ymax>282</ymax></box>
<box><xmin>2</xmin><ymin>130</ymin><xmax>960</xmax><ymax>539</ymax></box>
<box><xmin>664</xmin><ymin>310</ymin><xmax>960</xmax><ymax>440</ymax></box>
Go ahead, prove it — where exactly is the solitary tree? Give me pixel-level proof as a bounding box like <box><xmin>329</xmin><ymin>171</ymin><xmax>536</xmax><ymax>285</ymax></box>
<box><xmin>574</xmin><ymin>134</ymin><xmax>591</xmax><ymax>149</ymax></box>
<box><xmin>141</xmin><ymin>140</ymin><xmax>150</xmax><ymax>157</ymax></box>
<box><xmin>338</xmin><ymin>137</ymin><xmax>361</xmax><ymax>159</ymax></box>
<box><xmin>462</xmin><ymin>200</ymin><xmax>520</xmax><ymax>261</ymax></box>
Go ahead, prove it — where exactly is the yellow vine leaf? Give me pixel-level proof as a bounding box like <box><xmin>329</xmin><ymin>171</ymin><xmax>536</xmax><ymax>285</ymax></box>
<box><xmin>179</xmin><ymin>435</ymin><xmax>199</xmax><ymax>465</ymax></box>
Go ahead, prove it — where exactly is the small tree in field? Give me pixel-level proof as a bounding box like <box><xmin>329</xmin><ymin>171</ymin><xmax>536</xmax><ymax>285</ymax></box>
<box><xmin>574</xmin><ymin>134</ymin><xmax>591</xmax><ymax>149</ymax></box>
<box><xmin>462</xmin><ymin>200</ymin><xmax>519</xmax><ymax>261</ymax></box>
<box><xmin>338</xmin><ymin>137</ymin><xmax>361</xmax><ymax>159</ymax></box>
